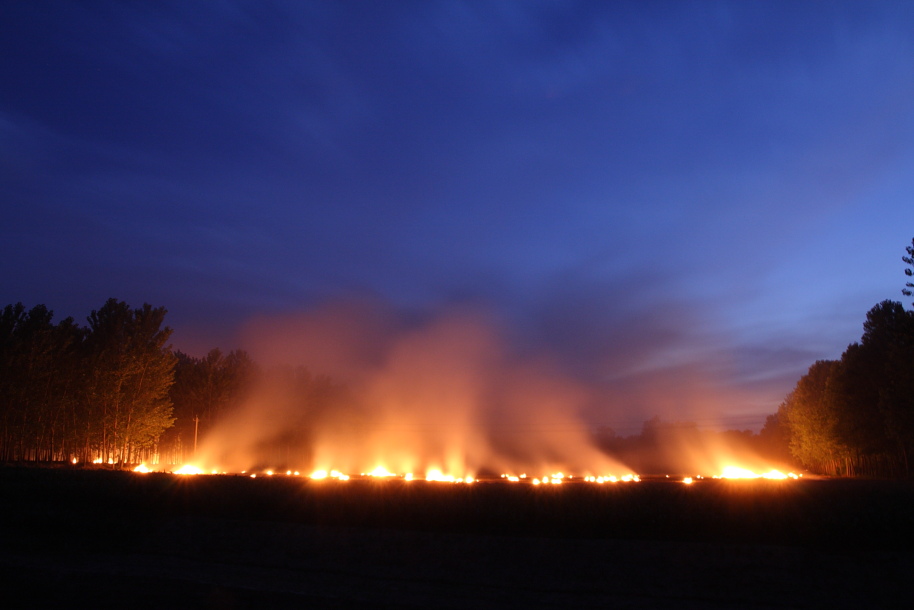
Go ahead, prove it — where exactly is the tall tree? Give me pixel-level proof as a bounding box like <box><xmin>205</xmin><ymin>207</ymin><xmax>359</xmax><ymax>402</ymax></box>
<box><xmin>82</xmin><ymin>299</ymin><xmax>176</xmax><ymax>464</ymax></box>
<box><xmin>779</xmin><ymin>360</ymin><xmax>848</xmax><ymax>474</ymax></box>
<box><xmin>0</xmin><ymin>304</ymin><xmax>82</xmax><ymax>461</ymax></box>
<box><xmin>163</xmin><ymin>348</ymin><xmax>256</xmax><ymax>464</ymax></box>
<box><xmin>904</xmin><ymin>237</ymin><xmax>914</xmax><ymax>308</ymax></box>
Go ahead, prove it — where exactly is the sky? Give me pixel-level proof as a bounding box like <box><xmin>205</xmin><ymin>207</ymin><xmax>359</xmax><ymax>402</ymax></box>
<box><xmin>2</xmin><ymin>1</ymin><xmax>913</xmax><ymax>433</ymax></box>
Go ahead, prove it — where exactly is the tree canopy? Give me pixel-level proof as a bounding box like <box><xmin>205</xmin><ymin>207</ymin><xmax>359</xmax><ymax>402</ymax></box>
<box><xmin>0</xmin><ymin>299</ymin><xmax>176</xmax><ymax>464</ymax></box>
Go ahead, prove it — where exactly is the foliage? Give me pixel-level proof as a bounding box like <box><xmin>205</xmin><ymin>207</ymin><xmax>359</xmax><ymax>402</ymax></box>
<box><xmin>160</xmin><ymin>348</ymin><xmax>257</xmax><ymax>464</ymax></box>
<box><xmin>779</xmin><ymin>301</ymin><xmax>914</xmax><ymax>476</ymax></box>
<box><xmin>778</xmin><ymin>360</ymin><xmax>848</xmax><ymax>473</ymax></box>
<box><xmin>82</xmin><ymin>299</ymin><xmax>177</xmax><ymax>463</ymax></box>
<box><xmin>903</xmin><ymin>237</ymin><xmax>914</xmax><ymax>307</ymax></box>
<box><xmin>0</xmin><ymin>299</ymin><xmax>176</xmax><ymax>464</ymax></box>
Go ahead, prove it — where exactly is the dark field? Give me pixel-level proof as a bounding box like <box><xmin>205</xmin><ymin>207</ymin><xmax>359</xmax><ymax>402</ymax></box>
<box><xmin>1</xmin><ymin>467</ymin><xmax>912</xmax><ymax>608</ymax></box>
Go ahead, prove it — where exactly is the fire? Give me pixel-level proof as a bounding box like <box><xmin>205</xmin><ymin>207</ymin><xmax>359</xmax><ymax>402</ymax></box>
<box><xmin>310</xmin><ymin>469</ymin><xmax>349</xmax><ymax>480</ymax></box>
<box><xmin>425</xmin><ymin>469</ymin><xmax>474</xmax><ymax>483</ymax></box>
<box><xmin>365</xmin><ymin>466</ymin><xmax>397</xmax><ymax>478</ymax></box>
<box><xmin>715</xmin><ymin>466</ymin><xmax>801</xmax><ymax>480</ymax></box>
<box><xmin>582</xmin><ymin>474</ymin><xmax>640</xmax><ymax>483</ymax></box>
<box><xmin>173</xmin><ymin>464</ymin><xmax>204</xmax><ymax>475</ymax></box>
<box><xmin>133</xmin><ymin>463</ymin><xmax>151</xmax><ymax>473</ymax></box>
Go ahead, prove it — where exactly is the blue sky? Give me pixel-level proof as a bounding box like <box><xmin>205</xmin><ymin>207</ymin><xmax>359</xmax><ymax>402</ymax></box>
<box><xmin>2</xmin><ymin>1</ymin><xmax>913</xmax><ymax>431</ymax></box>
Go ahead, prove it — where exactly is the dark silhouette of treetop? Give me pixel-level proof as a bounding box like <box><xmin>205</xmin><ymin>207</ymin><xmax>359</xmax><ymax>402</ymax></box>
<box><xmin>904</xmin><ymin>237</ymin><xmax>914</xmax><ymax>307</ymax></box>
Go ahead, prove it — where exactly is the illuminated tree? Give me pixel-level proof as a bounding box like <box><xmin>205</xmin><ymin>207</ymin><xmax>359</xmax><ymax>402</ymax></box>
<box><xmin>82</xmin><ymin>299</ymin><xmax>176</xmax><ymax>464</ymax></box>
<box><xmin>779</xmin><ymin>360</ymin><xmax>848</xmax><ymax>474</ymax></box>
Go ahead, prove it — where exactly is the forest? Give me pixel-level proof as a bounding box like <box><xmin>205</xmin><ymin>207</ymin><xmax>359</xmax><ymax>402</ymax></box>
<box><xmin>2</xmin><ymin>239</ymin><xmax>913</xmax><ymax>477</ymax></box>
<box><xmin>770</xmin><ymin>297</ymin><xmax>914</xmax><ymax>476</ymax></box>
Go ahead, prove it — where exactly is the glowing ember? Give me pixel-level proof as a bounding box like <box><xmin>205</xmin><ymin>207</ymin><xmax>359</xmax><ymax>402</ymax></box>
<box><xmin>173</xmin><ymin>464</ymin><xmax>204</xmax><ymax>475</ymax></box>
<box><xmin>133</xmin><ymin>463</ymin><xmax>151</xmax><ymax>473</ymax></box>
<box><xmin>683</xmin><ymin>477</ymin><xmax>693</xmax><ymax>484</ymax></box>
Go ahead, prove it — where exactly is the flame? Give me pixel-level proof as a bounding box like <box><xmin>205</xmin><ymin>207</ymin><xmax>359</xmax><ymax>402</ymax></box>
<box><xmin>310</xmin><ymin>469</ymin><xmax>349</xmax><ymax>480</ymax></box>
<box><xmin>424</xmin><ymin>469</ymin><xmax>474</xmax><ymax>483</ymax></box>
<box><xmin>173</xmin><ymin>464</ymin><xmax>204</xmax><ymax>475</ymax></box>
<box><xmin>715</xmin><ymin>466</ymin><xmax>801</xmax><ymax>480</ymax></box>
<box><xmin>133</xmin><ymin>463</ymin><xmax>150</xmax><ymax>473</ymax></box>
<box><xmin>365</xmin><ymin>466</ymin><xmax>397</xmax><ymax>478</ymax></box>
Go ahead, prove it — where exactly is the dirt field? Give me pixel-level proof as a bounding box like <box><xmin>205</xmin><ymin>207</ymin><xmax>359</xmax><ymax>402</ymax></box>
<box><xmin>1</xmin><ymin>467</ymin><xmax>911</xmax><ymax>608</ymax></box>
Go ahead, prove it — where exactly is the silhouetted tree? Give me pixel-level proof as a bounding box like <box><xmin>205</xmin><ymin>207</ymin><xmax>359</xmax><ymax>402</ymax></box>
<box><xmin>757</xmin><ymin>412</ymin><xmax>793</xmax><ymax>465</ymax></box>
<box><xmin>903</xmin><ymin>237</ymin><xmax>914</xmax><ymax>308</ymax></box>
<box><xmin>0</xmin><ymin>304</ymin><xmax>82</xmax><ymax>461</ymax></box>
<box><xmin>163</xmin><ymin>348</ymin><xmax>256</xmax><ymax>463</ymax></box>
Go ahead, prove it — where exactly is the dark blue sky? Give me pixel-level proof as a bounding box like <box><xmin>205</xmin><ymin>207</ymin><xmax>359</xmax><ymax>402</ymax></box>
<box><xmin>2</xmin><ymin>1</ymin><xmax>913</xmax><ymax>431</ymax></box>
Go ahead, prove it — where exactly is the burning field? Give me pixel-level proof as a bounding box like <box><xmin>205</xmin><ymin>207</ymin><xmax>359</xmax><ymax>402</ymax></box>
<box><xmin>2</xmin><ymin>466</ymin><xmax>912</xmax><ymax>608</ymax></box>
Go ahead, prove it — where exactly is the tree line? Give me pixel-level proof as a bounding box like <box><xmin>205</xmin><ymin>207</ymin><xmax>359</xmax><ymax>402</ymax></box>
<box><xmin>0</xmin><ymin>298</ymin><xmax>175</xmax><ymax>464</ymax></box>
<box><xmin>766</xmin><ymin>238</ymin><xmax>914</xmax><ymax>477</ymax></box>
<box><xmin>0</xmin><ymin>298</ymin><xmax>345</xmax><ymax>467</ymax></box>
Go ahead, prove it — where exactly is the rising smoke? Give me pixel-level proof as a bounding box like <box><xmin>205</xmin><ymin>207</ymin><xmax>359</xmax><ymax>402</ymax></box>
<box><xmin>194</xmin><ymin>300</ymin><xmax>633</xmax><ymax>476</ymax></box>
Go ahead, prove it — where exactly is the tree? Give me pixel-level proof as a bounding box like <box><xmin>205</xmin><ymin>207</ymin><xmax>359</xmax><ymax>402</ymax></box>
<box><xmin>82</xmin><ymin>299</ymin><xmax>176</xmax><ymax>464</ymax></box>
<box><xmin>758</xmin><ymin>412</ymin><xmax>793</xmax><ymax>465</ymax></box>
<box><xmin>779</xmin><ymin>360</ymin><xmax>848</xmax><ymax>474</ymax></box>
<box><xmin>162</xmin><ymin>348</ymin><xmax>256</xmax><ymax>464</ymax></box>
<box><xmin>904</xmin><ymin>237</ymin><xmax>914</xmax><ymax>308</ymax></box>
<box><xmin>0</xmin><ymin>304</ymin><xmax>82</xmax><ymax>461</ymax></box>
<box><xmin>860</xmin><ymin>300</ymin><xmax>914</xmax><ymax>473</ymax></box>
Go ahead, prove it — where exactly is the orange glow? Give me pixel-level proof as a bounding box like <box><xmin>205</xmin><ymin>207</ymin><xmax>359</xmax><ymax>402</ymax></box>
<box><xmin>715</xmin><ymin>466</ymin><xmax>801</xmax><ymax>480</ymax></box>
<box><xmin>173</xmin><ymin>464</ymin><xmax>204</xmax><ymax>475</ymax></box>
<box><xmin>133</xmin><ymin>463</ymin><xmax>150</xmax><ymax>473</ymax></box>
<box><xmin>683</xmin><ymin>476</ymin><xmax>693</xmax><ymax>484</ymax></box>
<box><xmin>425</xmin><ymin>469</ymin><xmax>474</xmax><ymax>483</ymax></box>
<box><xmin>365</xmin><ymin>466</ymin><xmax>397</xmax><ymax>478</ymax></box>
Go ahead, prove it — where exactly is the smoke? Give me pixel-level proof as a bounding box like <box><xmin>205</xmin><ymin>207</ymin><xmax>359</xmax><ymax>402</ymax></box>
<box><xmin>194</xmin><ymin>300</ymin><xmax>632</xmax><ymax>476</ymax></box>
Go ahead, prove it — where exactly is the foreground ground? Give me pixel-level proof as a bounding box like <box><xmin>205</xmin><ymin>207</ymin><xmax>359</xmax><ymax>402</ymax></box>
<box><xmin>1</xmin><ymin>466</ymin><xmax>912</xmax><ymax>608</ymax></box>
